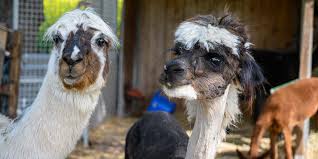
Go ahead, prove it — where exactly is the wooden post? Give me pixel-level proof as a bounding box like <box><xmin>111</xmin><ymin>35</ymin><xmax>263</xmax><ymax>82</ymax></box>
<box><xmin>7</xmin><ymin>31</ymin><xmax>22</xmax><ymax>118</ymax></box>
<box><xmin>297</xmin><ymin>0</ymin><xmax>314</xmax><ymax>158</ymax></box>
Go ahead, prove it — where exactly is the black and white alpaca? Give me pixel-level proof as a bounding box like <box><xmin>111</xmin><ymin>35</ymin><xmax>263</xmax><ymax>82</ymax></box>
<box><xmin>0</xmin><ymin>9</ymin><xmax>118</xmax><ymax>159</ymax></box>
<box><xmin>125</xmin><ymin>14</ymin><xmax>264</xmax><ymax>159</ymax></box>
<box><xmin>163</xmin><ymin>14</ymin><xmax>264</xmax><ymax>159</ymax></box>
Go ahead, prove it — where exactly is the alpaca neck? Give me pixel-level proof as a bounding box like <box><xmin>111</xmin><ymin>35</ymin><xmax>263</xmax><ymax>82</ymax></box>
<box><xmin>0</xmin><ymin>72</ymin><xmax>101</xmax><ymax>159</ymax></box>
<box><xmin>185</xmin><ymin>84</ymin><xmax>239</xmax><ymax>159</ymax></box>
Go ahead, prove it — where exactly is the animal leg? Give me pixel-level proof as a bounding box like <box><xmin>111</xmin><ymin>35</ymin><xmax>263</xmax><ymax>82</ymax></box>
<box><xmin>294</xmin><ymin>124</ymin><xmax>304</xmax><ymax>159</ymax></box>
<box><xmin>269</xmin><ymin>130</ymin><xmax>278</xmax><ymax>159</ymax></box>
<box><xmin>250</xmin><ymin>124</ymin><xmax>267</xmax><ymax>158</ymax></box>
<box><xmin>282</xmin><ymin>127</ymin><xmax>293</xmax><ymax>159</ymax></box>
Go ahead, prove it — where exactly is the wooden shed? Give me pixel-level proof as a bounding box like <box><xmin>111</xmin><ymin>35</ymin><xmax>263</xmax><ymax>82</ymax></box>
<box><xmin>122</xmin><ymin>0</ymin><xmax>301</xmax><ymax>99</ymax></box>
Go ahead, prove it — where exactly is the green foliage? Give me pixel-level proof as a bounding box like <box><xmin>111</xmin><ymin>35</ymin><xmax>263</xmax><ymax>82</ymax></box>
<box><xmin>37</xmin><ymin>0</ymin><xmax>80</xmax><ymax>53</ymax></box>
<box><xmin>37</xmin><ymin>0</ymin><xmax>123</xmax><ymax>52</ymax></box>
<box><xmin>117</xmin><ymin>0</ymin><xmax>124</xmax><ymax>36</ymax></box>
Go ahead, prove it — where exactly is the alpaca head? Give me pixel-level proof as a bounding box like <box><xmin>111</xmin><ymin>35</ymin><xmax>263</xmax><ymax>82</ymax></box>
<box><xmin>160</xmin><ymin>15</ymin><xmax>264</xmax><ymax>103</ymax></box>
<box><xmin>45</xmin><ymin>9</ymin><xmax>118</xmax><ymax>92</ymax></box>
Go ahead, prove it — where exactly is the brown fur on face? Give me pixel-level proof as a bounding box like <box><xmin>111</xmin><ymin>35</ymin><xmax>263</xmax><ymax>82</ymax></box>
<box><xmin>58</xmin><ymin>27</ymin><xmax>109</xmax><ymax>91</ymax></box>
<box><xmin>59</xmin><ymin>52</ymin><xmax>101</xmax><ymax>91</ymax></box>
<box><xmin>192</xmin><ymin>53</ymin><xmax>239</xmax><ymax>99</ymax></box>
<box><xmin>192</xmin><ymin>74</ymin><xmax>228</xmax><ymax>99</ymax></box>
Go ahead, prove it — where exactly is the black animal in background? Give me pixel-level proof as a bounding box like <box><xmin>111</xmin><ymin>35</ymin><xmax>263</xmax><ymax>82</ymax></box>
<box><xmin>125</xmin><ymin>111</ymin><xmax>189</xmax><ymax>159</ymax></box>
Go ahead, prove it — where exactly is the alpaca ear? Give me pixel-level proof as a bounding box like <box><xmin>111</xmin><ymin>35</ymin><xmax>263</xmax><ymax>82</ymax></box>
<box><xmin>238</xmin><ymin>52</ymin><xmax>265</xmax><ymax>106</ymax></box>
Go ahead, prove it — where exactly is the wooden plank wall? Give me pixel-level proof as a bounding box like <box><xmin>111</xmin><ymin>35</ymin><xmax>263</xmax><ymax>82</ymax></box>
<box><xmin>123</xmin><ymin>0</ymin><xmax>300</xmax><ymax>97</ymax></box>
<box><xmin>8</xmin><ymin>31</ymin><xmax>22</xmax><ymax>118</ymax></box>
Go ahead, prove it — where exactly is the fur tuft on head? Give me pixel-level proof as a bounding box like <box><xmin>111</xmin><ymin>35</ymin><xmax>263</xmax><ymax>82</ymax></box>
<box><xmin>44</xmin><ymin>8</ymin><xmax>119</xmax><ymax>49</ymax></box>
<box><xmin>174</xmin><ymin>14</ymin><xmax>248</xmax><ymax>56</ymax></box>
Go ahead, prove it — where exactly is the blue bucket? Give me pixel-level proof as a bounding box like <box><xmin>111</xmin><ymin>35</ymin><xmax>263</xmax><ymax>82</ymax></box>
<box><xmin>146</xmin><ymin>90</ymin><xmax>176</xmax><ymax>113</ymax></box>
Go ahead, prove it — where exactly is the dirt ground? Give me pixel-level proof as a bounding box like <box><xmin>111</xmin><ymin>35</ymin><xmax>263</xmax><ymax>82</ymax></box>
<box><xmin>68</xmin><ymin>115</ymin><xmax>318</xmax><ymax>159</ymax></box>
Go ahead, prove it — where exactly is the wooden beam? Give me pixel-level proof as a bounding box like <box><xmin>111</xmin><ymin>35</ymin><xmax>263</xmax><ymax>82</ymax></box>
<box><xmin>7</xmin><ymin>31</ymin><xmax>22</xmax><ymax>118</ymax></box>
<box><xmin>299</xmin><ymin>0</ymin><xmax>314</xmax><ymax>79</ymax></box>
<box><xmin>297</xmin><ymin>0</ymin><xmax>314</xmax><ymax>158</ymax></box>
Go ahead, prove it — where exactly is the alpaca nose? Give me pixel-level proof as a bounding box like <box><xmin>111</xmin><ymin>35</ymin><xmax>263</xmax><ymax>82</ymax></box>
<box><xmin>62</xmin><ymin>53</ymin><xmax>83</xmax><ymax>66</ymax></box>
<box><xmin>164</xmin><ymin>61</ymin><xmax>185</xmax><ymax>75</ymax></box>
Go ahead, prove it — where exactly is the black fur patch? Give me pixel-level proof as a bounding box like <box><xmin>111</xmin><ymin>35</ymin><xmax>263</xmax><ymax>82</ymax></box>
<box><xmin>238</xmin><ymin>53</ymin><xmax>265</xmax><ymax>107</ymax></box>
<box><xmin>125</xmin><ymin>112</ymin><xmax>188</xmax><ymax>159</ymax></box>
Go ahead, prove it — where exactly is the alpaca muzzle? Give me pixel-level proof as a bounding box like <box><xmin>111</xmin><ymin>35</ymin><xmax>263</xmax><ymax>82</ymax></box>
<box><xmin>63</xmin><ymin>72</ymin><xmax>82</xmax><ymax>86</ymax></box>
<box><xmin>59</xmin><ymin>57</ymin><xmax>86</xmax><ymax>86</ymax></box>
<box><xmin>62</xmin><ymin>52</ymin><xmax>84</xmax><ymax>66</ymax></box>
<box><xmin>160</xmin><ymin>60</ymin><xmax>191</xmax><ymax>88</ymax></box>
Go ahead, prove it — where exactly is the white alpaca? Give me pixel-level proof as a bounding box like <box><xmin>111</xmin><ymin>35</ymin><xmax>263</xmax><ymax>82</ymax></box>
<box><xmin>0</xmin><ymin>9</ymin><xmax>118</xmax><ymax>159</ymax></box>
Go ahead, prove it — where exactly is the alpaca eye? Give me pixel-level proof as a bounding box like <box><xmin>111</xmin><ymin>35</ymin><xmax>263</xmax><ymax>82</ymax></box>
<box><xmin>172</xmin><ymin>47</ymin><xmax>185</xmax><ymax>56</ymax></box>
<box><xmin>53</xmin><ymin>34</ymin><xmax>63</xmax><ymax>45</ymax></box>
<box><xmin>96</xmin><ymin>38</ymin><xmax>107</xmax><ymax>47</ymax></box>
<box><xmin>173</xmin><ymin>49</ymin><xmax>182</xmax><ymax>56</ymax></box>
<box><xmin>204</xmin><ymin>54</ymin><xmax>223</xmax><ymax>66</ymax></box>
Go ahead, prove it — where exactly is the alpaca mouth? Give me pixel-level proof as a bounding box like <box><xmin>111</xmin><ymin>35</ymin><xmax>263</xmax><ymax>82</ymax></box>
<box><xmin>63</xmin><ymin>75</ymin><xmax>81</xmax><ymax>85</ymax></box>
<box><xmin>159</xmin><ymin>74</ymin><xmax>191</xmax><ymax>89</ymax></box>
<box><xmin>160</xmin><ymin>79</ymin><xmax>191</xmax><ymax>89</ymax></box>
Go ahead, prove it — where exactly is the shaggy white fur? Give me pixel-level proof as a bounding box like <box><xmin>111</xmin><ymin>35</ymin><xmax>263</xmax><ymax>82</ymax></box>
<box><xmin>0</xmin><ymin>53</ymin><xmax>100</xmax><ymax>159</ymax></box>
<box><xmin>175</xmin><ymin>22</ymin><xmax>240</xmax><ymax>55</ymax></box>
<box><xmin>220</xmin><ymin>84</ymin><xmax>241</xmax><ymax>142</ymax></box>
<box><xmin>0</xmin><ymin>114</ymin><xmax>10</xmax><ymax>129</ymax></box>
<box><xmin>184</xmin><ymin>84</ymin><xmax>240</xmax><ymax>159</ymax></box>
<box><xmin>162</xmin><ymin>84</ymin><xmax>241</xmax><ymax>159</ymax></box>
<box><xmin>162</xmin><ymin>85</ymin><xmax>198</xmax><ymax>100</ymax></box>
<box><xmin>0</xmin><ymin>9</ymin><xmax>118</xmax><ymax>159</ymax></box>
<box><xmin>295</xmin><ymin>155</ymin><xmax>305</xmax><ymax>159</ymax></box>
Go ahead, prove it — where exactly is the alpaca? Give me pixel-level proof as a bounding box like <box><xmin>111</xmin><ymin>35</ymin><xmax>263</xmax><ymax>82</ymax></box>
<box><xmin>125</xmin><ymin>14</ymin><xmax>265</xmax><ymax>159</ymax></box>
<box><xmin>125</xmin><ymin>111</ymin><xmax>189</xmax><ymax>159</ymax></box>
<box><xmin>238</xmin><ymin>78</ymin><xmax>318</xmax><ymax>159</ymax></box>
<box><xmin>161</xmin><ymin>14</ymin><xmax>265</xmax><ymax>159</ymax></box>
<box><xmin>0</xmin><ymin>9</ymin><xmax>118</xmax><ymax>159</ymax></box>
<box><xmin>251</xmin><ymin>48</ymin><xmax>318</xmax><ymax>122</ymax></box>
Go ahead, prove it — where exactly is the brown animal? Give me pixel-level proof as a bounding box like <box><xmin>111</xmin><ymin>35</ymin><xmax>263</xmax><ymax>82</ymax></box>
<box><xmin>240</xmin><ymin>77</ymin><xmax>318</xmax><ymax>159</ymax></box>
